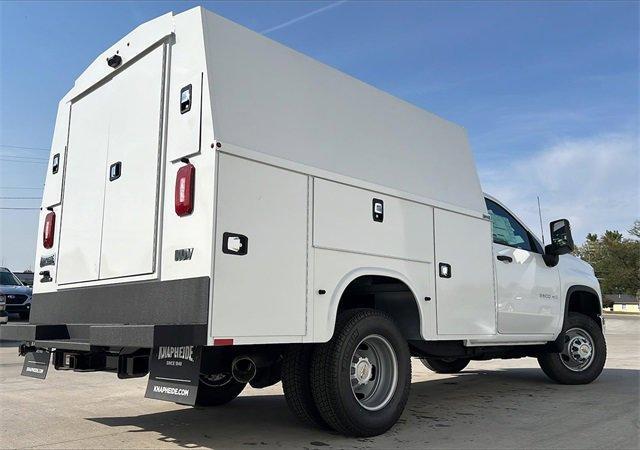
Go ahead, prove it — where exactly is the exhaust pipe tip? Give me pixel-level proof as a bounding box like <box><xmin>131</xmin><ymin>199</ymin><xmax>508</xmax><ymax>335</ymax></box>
<box><xmin>231</xmin><ymin>356</ymin><xmax>257</xmax><ymax>384</ymax></box>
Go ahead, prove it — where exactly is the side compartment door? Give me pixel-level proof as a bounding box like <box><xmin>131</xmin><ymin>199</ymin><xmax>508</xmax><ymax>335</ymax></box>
<box><xmin>434</xmin><ymin>209</ymin><xmax>496</xmax><ymax>335</ymax></box>
<box><xmin>212</xmin><ymin>154</ymin><xmax>308</xmax><ymax>337</ymax></box>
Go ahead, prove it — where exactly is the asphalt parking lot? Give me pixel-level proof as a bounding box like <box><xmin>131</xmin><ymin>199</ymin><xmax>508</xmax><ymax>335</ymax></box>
<box><xmin>1</xmin><ymin>314</ymin><xmax>638</xmax><ymax>449</ymax></box>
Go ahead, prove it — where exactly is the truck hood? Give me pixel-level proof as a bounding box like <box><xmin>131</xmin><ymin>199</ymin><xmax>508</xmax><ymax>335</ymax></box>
<box><xmin>561</xmin><ymin>254</ymin><xmax>595</xmax><ymax>275</ymax></box>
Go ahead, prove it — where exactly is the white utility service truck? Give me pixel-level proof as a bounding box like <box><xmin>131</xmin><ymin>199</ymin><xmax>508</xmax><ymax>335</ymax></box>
<box><xmin>1</xmin><ymin>7</ymin><xmax>606</xmax><ymax>437</ymax></box>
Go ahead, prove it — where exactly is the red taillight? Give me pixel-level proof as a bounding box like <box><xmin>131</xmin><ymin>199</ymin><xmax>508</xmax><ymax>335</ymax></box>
<box><xmin>43</xmin><ymin>211</ymin><xmax>56</xmax><ymax>249</ymax></box>
<box><xmin>175</xmin><ymin>163</ymin><xmax>195</xmax><ymax>216</ymax></box>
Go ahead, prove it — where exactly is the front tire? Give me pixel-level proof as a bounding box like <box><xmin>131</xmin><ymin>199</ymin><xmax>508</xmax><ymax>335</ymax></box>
<box><xmin>421</xmin><ymin>357</ymin><xmax>470</xmax><ymax>374</ymax></box>
<box><xmin>311</xmin><ymin>309</ymin><xmax>411</xmax><ymax>437</ymax></box>
<box><xmin>538</xmin><ymin>312</ymin><xmax>606</xmax><ymax>385</ymax></box>
<box><xmin>195</xmin><ymin>373</ymin><xmax>246</xmax><ymax>406</ymax></box>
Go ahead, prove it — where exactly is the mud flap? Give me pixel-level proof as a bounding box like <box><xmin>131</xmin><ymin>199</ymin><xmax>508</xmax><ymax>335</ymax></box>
<box><xmin>21</xmin><ymin>349</ymin><xmax>51</xmax><ymax>379</ymax></box>
<box><xmin>145</xmin><ymin>345</ymin><xmax>202</xmax><ymax>405</ymax></box>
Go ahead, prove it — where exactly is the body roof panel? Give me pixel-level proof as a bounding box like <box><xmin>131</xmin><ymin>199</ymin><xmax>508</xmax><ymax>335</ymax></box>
<box><xmin>201</xmin><ymin>8</ymin><xmax>486</xmax><ymax>213</ymax></box>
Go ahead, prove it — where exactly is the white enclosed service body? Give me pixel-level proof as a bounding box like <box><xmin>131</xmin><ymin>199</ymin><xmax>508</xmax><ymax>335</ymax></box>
<box><xmin>27</xmin><ymin>7</ymin><xmax>599</xmax><ymax>351</ymax></box>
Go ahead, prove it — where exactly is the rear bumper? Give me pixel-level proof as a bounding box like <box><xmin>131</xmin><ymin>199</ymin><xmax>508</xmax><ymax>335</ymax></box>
<box><xmin>0</xmin><ymin>276</ymin><xmax>210</xmax><ymax>350</ymax></box>
<box><xmin>0</xmin><ymin>323</ymin><xmax>207</xmax><ymax>350</ymax></box>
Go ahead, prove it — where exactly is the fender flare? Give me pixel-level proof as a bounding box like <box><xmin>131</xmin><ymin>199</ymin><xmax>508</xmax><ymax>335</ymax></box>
<box><xmin>562</xmin><ymin>285</ymin><xmax>602</xmax><ymax>320</ymax></box>
<box><xmin>551</xmin><ymin>285</ymin><xmax>602</xmax><ymax>350</ymax></box>
<box><xmin>324</xmin><ymin>267</ymin><xmax>425</xmax><ymax>342</ymax></box>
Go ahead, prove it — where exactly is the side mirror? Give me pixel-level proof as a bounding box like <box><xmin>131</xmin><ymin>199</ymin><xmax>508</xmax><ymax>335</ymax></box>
<box><xmin>546</xmin><ymin>219</ymin><xmax>574</xmax><ymax>256</ymax></box>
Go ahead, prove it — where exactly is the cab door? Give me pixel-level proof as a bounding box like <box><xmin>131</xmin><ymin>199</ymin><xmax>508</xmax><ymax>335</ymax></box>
<box><xmin>486</xmin><ymin>198</ymin><xmax>561</xmax><ymax>334</ymax></box>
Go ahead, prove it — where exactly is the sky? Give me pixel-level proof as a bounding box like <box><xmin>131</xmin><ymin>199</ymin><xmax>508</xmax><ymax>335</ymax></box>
<box><xmin>0</xmin><ymin>0</ymin><xmax>638</xmax><ymax>270</ymax></box>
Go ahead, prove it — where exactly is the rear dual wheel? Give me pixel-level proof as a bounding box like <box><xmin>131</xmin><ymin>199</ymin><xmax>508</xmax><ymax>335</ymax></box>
<box><xmin>281</xmin><ymin>345</ymin><xmax>328</xmax><ymax>428</ymax></box>
<box><xmin>309</xmin><ymin>309</ymin><xmax>411</xmax><ymax>437</ymax></box>
<box><xmin>195</xmin><ymin>373</ymin><xmax>246</xmax><ymax>406</ymax></box>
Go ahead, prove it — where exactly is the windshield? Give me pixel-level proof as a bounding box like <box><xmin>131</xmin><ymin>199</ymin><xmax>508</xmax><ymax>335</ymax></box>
<box><xmin>15</xmin><ymin>273</ymin><xmax>34</xmax><ymax>287</ymax></box>
<box><xmin>0</xmin><ymin>270</ymin><xmax>23</xmax><ymax>286</ymax></box>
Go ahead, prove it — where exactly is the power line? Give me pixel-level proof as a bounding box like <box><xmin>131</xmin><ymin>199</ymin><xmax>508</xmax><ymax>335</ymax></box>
<box><xmin>0</xmin><ymin>159</ymin><xmax>48</xmax><ymax>165</ymax></box>
<box><xmin>0</xmin><ymin>154</ymin><xmax>49</xmax><ymax>161</ymax></box>
<box><xmin>0</xmin><ymin>207</ymin><xmax>40</xmax><ymax>210</ymax></box>
<box><xmin>0</xmin><ymin>155</ymin><xmax>48</xmax><ymax>161</ymax></box>
<box><xmin>0</xmin><ymin>196</ymin><xmax>41</xmax><ymax>200</ymax></box>
<box><xmin>0</xmin><ymin>144</ymin><xmax>49</xmax><ymax>151</ymax></box>
<box><xmin>0</xmin><ymin>187</ymin><xmax>43</xmax><ymax>190</ymax></box>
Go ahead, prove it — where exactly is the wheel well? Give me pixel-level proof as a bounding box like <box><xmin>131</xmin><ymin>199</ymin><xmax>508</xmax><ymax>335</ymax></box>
<box><xmin>337</xmin><ymin>275</ymin><xmax>421</xmax><ymax>340</ymax></box>
<box><xmin>566</xmin><ymin>288</ymin><xmax>602</xmax><ymax>327</ymax></box>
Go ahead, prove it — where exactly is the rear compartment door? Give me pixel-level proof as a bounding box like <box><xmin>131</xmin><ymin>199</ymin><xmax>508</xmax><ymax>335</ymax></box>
<box><xmin>57</xmin><ymin>82</ymin><xmax>112</xmax><ymax>284</ymax></box>
<box><xmin>57</xmin><ymin>45</ymin><xmax>166</xmax><ymax>284</ymax></box>
<box><xmin>99</xmin><ymin>47</ymin><xmax>165</xmax><ymax>279</ymax></box>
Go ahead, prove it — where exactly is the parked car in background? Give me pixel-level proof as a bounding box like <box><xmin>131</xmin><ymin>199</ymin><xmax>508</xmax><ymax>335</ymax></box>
<box><xmin>0</xmin><ymin>294</ymin><xmax>8</xmax><ymax>324</ymax></box>
<box><xmin>14</xmin><ymin>271</ymin><xmax>34</xmax><ymax>287</ymax></box>
<box><xmin>0</xmin><ymin>268</ymin><xmax>32</xmax><ymax>320</ymax></box>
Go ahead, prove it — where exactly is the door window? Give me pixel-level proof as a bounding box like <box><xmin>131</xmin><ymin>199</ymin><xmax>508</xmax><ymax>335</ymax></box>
<box><xmin>485</xmin><ymin>199</ymin><xmax>534</xmax><ymax>252</ymax></box>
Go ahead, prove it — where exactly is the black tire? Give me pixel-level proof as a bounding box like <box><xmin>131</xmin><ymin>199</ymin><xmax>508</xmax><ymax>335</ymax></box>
<box><xmin>195</xmin><ymin>374</ymin><xmax>246</xmax><ymax>406</ymax></box>
<box><xmin>538</xmin><ymin>312</ymin><xmax>606</xmax><ymax>385</ymax></box>
<box><xmin>281</xmin><ymin>344</ymin><xmax>328</xmax><ymax>428</ymax></box>
<box><xmin>311</xmin><ymin>309</ymin><xmax>411</xmax><ymax>437</ymax></box>
<box><xmin>420</xmin><ymin>357</ymin><xmax>470</xmax><ymax>374</ymax></box>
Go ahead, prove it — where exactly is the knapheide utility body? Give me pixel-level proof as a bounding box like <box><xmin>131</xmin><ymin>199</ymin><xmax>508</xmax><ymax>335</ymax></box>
<box><xmin>1</xmin><ymin>7</ymin><xmax>606</xmax><ymax>437</ymax></box>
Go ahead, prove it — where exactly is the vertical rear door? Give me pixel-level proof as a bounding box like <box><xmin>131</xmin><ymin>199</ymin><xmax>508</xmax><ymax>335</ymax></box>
<box><xmin>98</xmin><ymin>47</ymin><xmax>165</xmax><ymax>279</ymax></box>
<box><xmin>56</xmin><ymin>85</ymin><xmax>112</xmax><ymax>284</ymax></box>
<box><xmin>57</xmin><ymin>45</ymin><xmax>166</xmax><ymax>284</ymax></box>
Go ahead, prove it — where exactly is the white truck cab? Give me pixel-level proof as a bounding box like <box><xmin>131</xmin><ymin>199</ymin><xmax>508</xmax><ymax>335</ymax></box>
<box><xmin>484</xmin><ymin>195</ymin><xmax>600</xmax><ymax>337</ymax></box>
<box><xmin>0</xmin><ymin>7</ymin><xmax>605</xmax><ymax>437</ymax></box>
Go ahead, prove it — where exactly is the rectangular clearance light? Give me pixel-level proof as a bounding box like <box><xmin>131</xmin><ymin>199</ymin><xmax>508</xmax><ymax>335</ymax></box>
<box><xmin>43</xmin><ymin>211</ymin><xmax>56</xmax><ymax>249</ymax></box>
<box><xmin>175</xmin><ymin>163</ymin><xmax>195</xmax><ymax>216</ymax></box>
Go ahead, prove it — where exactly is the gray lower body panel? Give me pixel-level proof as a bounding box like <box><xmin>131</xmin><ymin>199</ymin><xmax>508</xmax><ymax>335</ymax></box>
<box><xmin>30</xmin><ymin>276</ymin><xmax>209</xmax><ymax>325</ymax></box>
<box><xmin>0</xmin><ymin>323</ymin><xmax>207</xmax><ymax>349</ymax></box>
<box><xmin>0</xmin><ymin>277</ymin><xmax>210</xmax><ymax>349</ymax></box>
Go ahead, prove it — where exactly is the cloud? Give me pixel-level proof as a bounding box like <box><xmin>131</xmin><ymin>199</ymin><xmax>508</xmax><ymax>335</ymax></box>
<box><xmin>480</xmin><ymin>132</ymin><xmax>639</xmax><ymax>243</ymax></box>
<box><xmin>261</xmin><ymin>1</ymin><xmax>348</xmax><ymax>35</ymax></box>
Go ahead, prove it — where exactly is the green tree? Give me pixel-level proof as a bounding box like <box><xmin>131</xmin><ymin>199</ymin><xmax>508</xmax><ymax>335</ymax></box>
<box><xmin>630</xmin><ymin>220</ymin><xmax>640</xmax><ymax>239</ymax></box>
<box><xmin>574</xmin><ymin>222</ymin><xmax>640</xmax><ymax>295</ymax></box>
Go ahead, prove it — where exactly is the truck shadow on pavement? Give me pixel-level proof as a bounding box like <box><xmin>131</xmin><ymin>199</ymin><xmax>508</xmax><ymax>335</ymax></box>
<box><xmin>89</xmin><ymin>367</ymin><xmax>640</xmax><ymax>449</ymax></box>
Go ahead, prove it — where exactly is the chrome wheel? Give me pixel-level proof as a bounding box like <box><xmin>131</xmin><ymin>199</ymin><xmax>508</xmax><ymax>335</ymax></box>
<box><xmin>560</xmin><ymin>327</ymin><xmax>595</xmax><ymax>372</ymax></box>
<box><xmin>350</xmin><ymin>334</ymin><xmax>398</xmax><ymax>411</ymax></box>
